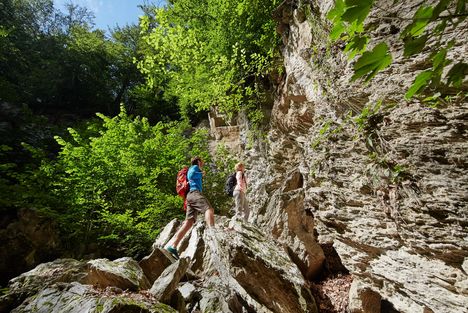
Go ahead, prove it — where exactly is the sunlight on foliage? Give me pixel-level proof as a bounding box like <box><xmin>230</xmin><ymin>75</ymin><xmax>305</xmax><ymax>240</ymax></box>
<box><xmin>405</xmin><ymin>71</ymin><xmax>433</xmax><ymax>99</ymax></box>
<box><xmin>351</xmin><ymin>43</ymin><xmax>392</xmax><ymax>82</ymax></box>
<box><xmin>30</xmin><ymin>107</ymin><xmax>226</xmax><ymax>257</ymax></box>
<box><xmin>137</xmin><ymin>0</ymin><xmax>280</xmax><ymax>122</ymax></box>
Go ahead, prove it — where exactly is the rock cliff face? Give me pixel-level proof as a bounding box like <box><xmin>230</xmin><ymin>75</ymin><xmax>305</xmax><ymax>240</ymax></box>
<box><xmin>216</xmin><ymin>0</ymin><xmax>467</xmax><ymax>312</ymax></box>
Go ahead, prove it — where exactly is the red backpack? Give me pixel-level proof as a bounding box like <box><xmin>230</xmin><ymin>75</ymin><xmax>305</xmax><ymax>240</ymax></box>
<box><xmin>176</xmin><ymin>166</ymin><xmax>189</xmax><ymax>210</ymax></box>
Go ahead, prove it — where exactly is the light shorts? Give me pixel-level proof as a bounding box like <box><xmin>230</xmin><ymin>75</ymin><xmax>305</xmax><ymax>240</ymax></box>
<box><xmin>186</xmin><ymin>190</ymin><xmax>212</xmax><ymax>220</ymax></box>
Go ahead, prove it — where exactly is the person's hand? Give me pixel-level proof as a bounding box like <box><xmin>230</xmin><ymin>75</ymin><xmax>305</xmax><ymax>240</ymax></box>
<box><xmin>202</xmin><ymin>170</ymin><xmax>206</xmax><ymax>176</ymax></box>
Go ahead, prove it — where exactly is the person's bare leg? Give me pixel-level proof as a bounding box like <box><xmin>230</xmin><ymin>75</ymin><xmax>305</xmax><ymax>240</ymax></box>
<box><xmin>170</xmin><ymin>218</ymin><xmax>194</xmax><ymax>248</ymax></box>
<box><xmin>205</xmin><ymin>208</ymin><xmax>214</xmax><ymax>227</ymax></box>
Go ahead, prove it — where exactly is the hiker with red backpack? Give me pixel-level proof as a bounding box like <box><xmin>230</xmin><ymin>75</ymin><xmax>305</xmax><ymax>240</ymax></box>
<box><xmin>166</xmin><ymin>156</ymin><xmax>215</xmax><ymax>259</ymax></box>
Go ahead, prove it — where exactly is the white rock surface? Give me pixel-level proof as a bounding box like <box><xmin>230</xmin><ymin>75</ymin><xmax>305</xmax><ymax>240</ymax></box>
<box><xmin>210</xmin><ymin>1</ymin><xmax>468</xmax><ymax>312</ymax></box>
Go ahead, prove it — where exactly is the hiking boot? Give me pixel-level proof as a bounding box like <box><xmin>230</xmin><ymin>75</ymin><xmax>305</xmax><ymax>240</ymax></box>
<box><xmin>166</xmin><ymin>246</ymin><xmax>179</xmax><ymax>260</ymax></box>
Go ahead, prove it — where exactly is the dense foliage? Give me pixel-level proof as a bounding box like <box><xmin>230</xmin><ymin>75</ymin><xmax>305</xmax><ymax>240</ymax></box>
<box><xmin>0</xmin><ymin>0</ymin><xmax>195</xmax><ymax>259</ymax></box>
<box><xmin>0</xmin><ymin>0</ymin><xmax>171</xmax><ymax>193</ymax></box>
<box><xmin>1</xmin><ymin>0</ymin><xmax>266</xmax><ymax>260</ymax></box>
<box><xmin>19</xmin><ymin>108</ymin><xmax>233</xmax><ymax>257</ymax></box>
<box><xmin>137</xmin><ymin>0</ymin><xmax>280</xmax><ymax>122</ymax></box>
<box><xmin>1</xmin><ymin>0</ymin><xmax>141</xmax><ymax>117</ymax></box>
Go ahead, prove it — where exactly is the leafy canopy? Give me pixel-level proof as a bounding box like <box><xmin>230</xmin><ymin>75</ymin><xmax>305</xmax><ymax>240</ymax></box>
<box><xmin>28</xmin><ymin>107</ymin><xmax>221</xmax><ymax>257</ymax></box>
<box><xmin>137</xmin><ymin>0</ymin><xmax>280</xmax><ymax>121</ymax></box>
<box><xmin>0</xmin><ymin>0</ymin><xmax>157</xmax><ymax>120</ymax></box>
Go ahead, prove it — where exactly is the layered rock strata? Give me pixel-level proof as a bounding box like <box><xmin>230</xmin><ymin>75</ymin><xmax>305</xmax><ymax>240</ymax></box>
<box><xmin>215</xmin><ymin>0</ymin><xmax>468</xmax><ymax>312</ymax></box>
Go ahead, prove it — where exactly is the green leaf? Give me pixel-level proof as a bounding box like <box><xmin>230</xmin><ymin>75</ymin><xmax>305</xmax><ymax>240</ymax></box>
<box><xmin>344</xmin><ymin>35</ymin><xmax>368</xmax><ymax>59</ymax></box>
<box><xmin>327</xmin><ymin>0</ymin><xmax>346</xmax><ymax>21</ymax></box>
<box><xmin>0</xmin><ymin>27</ymin><xmax>8</xmax><ymax>38</ymax></box>
<box><xmin>432</xmin><ymin>48</ymin><xmax>448</xmax><ymax>71</ymax></box>
<box><xmin>403</xmin><ymin>35</ymin><xmax>428</xmax><ymax>57</ymax></box>
<box><xmin>432</xmin><ymin>0</ymin><xmax>450</xmax><ymax>20</ymax></box>
<box><xmin>402</xmin><ymin>6</ymin><xmax>434</xmax><ymax>37</ymax></box>
<box><xmin>456</xmin><ymin>0</ymin><xmax>466</xmax><ymax>15</ymax></box>
<box><xmin>446</xmin><ymin>62</ymin><xmax>468</xmax><ymax>88</ymax></box>
<box><xmin>351</xmin><ymin>43</ymin><xmax>392</xmax><ymax>82</ymax></box>
<box><xmin>434</xmin><ymin>20</ymin><xmax>447</xmax><ymax>35</ymax></box>
<box><xmin>405</xmin><ymin>70</ymin><xmax>433</xmax><ymax>99</ymax></box>
<box><xmin>327</xmin><ymin>0</ymin><xmax>346</xmax><ymax>40</ymax></box>
<box><xmin>330</xmin><ymin>21</ymin><xmax>346</xmax><ymax>40</ymax></box>
<box><xmin>342</xmin><ymin>0</ymin><xmax>374</xmax><ymax>25</ymax></box>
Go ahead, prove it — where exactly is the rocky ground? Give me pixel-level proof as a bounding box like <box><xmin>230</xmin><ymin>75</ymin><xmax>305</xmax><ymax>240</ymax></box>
<box><xmin>0</xmin><ymin>217</ymin><xmax>320</xmax><ymax>313</ymax></box>
<box><xmin>311</xmin><ymin>274</ymin><xmax>352</xmax><ymax>313</ymax></box>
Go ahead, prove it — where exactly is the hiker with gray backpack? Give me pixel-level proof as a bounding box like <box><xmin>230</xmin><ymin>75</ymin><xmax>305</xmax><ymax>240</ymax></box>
<box><xmin>225</xmin><ymin>162</ymin><xmax>249</xmax><ymax>222</ymax></box>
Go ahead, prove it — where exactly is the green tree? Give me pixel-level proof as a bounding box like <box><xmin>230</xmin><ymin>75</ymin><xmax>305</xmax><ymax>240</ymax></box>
<box><xmin>137</xmin><ymin>0</ymin><xmax>280</xmax><ymax>122</ymax></box>
<box><xmin>0</xmin><ymin>0</ymin><xmax>157</xmax><ymax>119</ymax></box>
<box><xmin>24</xmin><ymin>108</ymin><xmax>229</xmax><ymax>257</ymax></box>
<box><xmin>0</xmin><ymin>1</ymin><xmax>170</xmax><ymax>217</ymax></box>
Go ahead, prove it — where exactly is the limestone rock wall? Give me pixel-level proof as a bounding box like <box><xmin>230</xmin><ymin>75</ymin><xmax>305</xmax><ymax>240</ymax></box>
<box><xmin>219</xmin><ymin>0</ymin><xmax>468</xmax><ymax>312</ymax></box>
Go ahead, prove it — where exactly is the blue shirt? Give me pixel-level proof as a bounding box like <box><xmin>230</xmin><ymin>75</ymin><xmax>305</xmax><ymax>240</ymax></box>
<box><xmin>188</xmin><ymin>165</ymin><xmax>203</xmax><ymax>192</ymax></box>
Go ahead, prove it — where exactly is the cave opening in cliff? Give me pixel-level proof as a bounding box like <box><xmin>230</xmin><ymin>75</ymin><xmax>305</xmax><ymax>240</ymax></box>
<box><xmin>308</xmin><ymin>243</ymin><xmax>352</xmax><ymax>313</ymax></box>
<box><xmin>381</xmin><ymin>299</ymin><xmax>400</xmax><ymax>313</ymax></box>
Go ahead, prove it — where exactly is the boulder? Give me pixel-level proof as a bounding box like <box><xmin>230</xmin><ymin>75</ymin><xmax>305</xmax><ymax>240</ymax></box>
<box><xmin>348</xmin><ymin>278</ymin><xmax>381</xmax><ymax>313</ymax></box>
<box><xmin>152</xmin><ymin>219</ymin><xmax>180</xmax><ymax>250</ymax></box>
<box><xmin>178</xmin><ymin>282</ymin><xmax>198</xmax><ymax>303</ymax></box>
<box><xmin>0</xmin><ymin>258</ymin><xmax>88</xmax><ymax>312</ymax></box>
<box><xmin>180</xmin><ymin>222</ymin><xmax>205</xmax><ymax>272</ymax></box>
<box><xmin>169</xmin><ymin>289</ymin><xmax>187</xmax><ymax>313</ymax></box>
<box><xmin>198</xmin><ymin>279</ymin><xmax>236</xmax><ymax>313</ymax></box>
<box><xmin>10</xmin><ymin>282</ymin><xmax>176</xmax><ymax>313</ymax></box>
<box><xmin>199</xmin><ymin>218</ymin><xmax>318</xmax><ymax>313</ymax></box>
<box><xmin>2</xmin><ymin>217</ymin><xmax>318</xmax><ymax>313</ymax></box>
<box><xmin>149</xmin><ymin>257</ymin><xmax>190</xmax><ymax>303</ymax></box>
<box><xmin>139</xmin><ymin>248</ymin><xmax>174</xmax><ymax>284</ymax></box>
<box><xmin>85</xmin><ymin>257</ymin><xmax>151</xmax><ymax>290</ymax></box>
